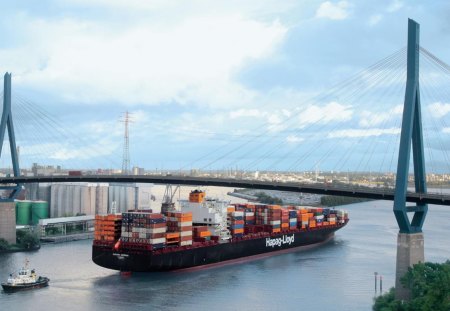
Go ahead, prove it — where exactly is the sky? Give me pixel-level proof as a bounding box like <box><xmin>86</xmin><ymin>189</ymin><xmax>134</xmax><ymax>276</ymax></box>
<box><xmin>0</xmin><ymin>0</ymin><xmax>450</xmax><ymax>173</ymax></box>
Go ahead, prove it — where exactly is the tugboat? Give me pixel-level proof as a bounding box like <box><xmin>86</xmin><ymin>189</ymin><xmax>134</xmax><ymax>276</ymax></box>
<box><xmin>1</xmin><ymin>260</ymin><xmax>49</xmax><ymax>292</ymax></box>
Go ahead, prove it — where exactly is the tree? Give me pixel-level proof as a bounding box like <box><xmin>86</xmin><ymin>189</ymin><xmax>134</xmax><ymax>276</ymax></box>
<box><xmin>0</xmin><ymin>238</ymin><xmax>9</xmax><ymax>250</ymax></box>
<box><xmin>373</xmin><ymin>260</ymin><xmax>450</xmax><ymax>311</ymax></box>
<box><xmin>372</xmin><ymin>288</ymin><xmax>405</xmax><ymax>311</ymax></box>
<box><xmin>16</xmin><ymin>230</ymin><xmax>40</xmax><ymax>249</ymax></box>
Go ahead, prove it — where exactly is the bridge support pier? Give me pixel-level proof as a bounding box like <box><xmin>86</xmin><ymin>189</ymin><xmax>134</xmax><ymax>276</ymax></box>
<box><xmin>395</xmin><ymin>232</ymin><xmax>424</xmax><ymax>300</ymax></box>
<box><xmin>0</xmin><ymin>202</ymin><xmax>16</xmax><ymax>244</ymax></box>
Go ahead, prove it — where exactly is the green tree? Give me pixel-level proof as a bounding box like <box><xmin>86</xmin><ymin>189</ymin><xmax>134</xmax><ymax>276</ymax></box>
<box><xmin>373</xmin><ymin>261</ymin><xmax>450</xmax><ymax>311</ymax></box>
<box><xmin>254</xmin><ymin>192</ymin><xmax>283</xmax><ymax>205</ymax></box>
<box><xmin>16</xmin><ymin>230</ymin><xmax>40</xmax><ymax>249</ymax></box>
<box><xmin>0</xmin><ymin>238</ymin><xmax>9</xmax><ymax>250</ymax></box>
<box><xmin>372</xmin><ymin>288</ymin><xmax>405</xmax><ymax>311</ymax></box>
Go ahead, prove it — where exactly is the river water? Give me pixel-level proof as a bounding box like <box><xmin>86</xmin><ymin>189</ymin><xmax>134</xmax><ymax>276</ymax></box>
<box><xmin>1</xmin><ymin>200</ymin><xmax>449</xmax><ymax>310</ymax></box>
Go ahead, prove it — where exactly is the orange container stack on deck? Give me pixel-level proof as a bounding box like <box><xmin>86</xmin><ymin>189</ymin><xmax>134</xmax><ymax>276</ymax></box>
<box><xmin>167</xmin><ymin>211</ymin><xmax>193</xmax><ymax>246</ymax></box>
<box><xmin>193</xmin><ymin>226</ymin><xmax>211</xmax><ymax>242</ymax></box>
<box><xmin>94</xmin><ymin>214</ymin><xmax>122</xmax><ymax>243</ymax></box>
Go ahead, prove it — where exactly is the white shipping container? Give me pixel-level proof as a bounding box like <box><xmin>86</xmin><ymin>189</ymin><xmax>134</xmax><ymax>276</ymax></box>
<box><xmin>180</xmin><ymin>240</ymin><xmax>193</xmax><ymax>246</ymax></box>
<box><xmin>149</xmin><ymin>238</ymin><xmax>166</xmax><ymax>244</ymax></box>
<box><xmin>148</xmin><ymin>227</ymin><xmax>166</xmax><ymax>234</ymax></box>
<box><xmin>270</xmin><ymin>220</ymin><xmax>281</xmax><ymax>225</ymax></box>
<box><xmin>231</xmin><ymin>211</ymin><xmax>244</xmax><ymax>217</ymax></box>
<box><xmin>180</xmin><ymin>231</ymin><xmax>193</xmax><ymax>237</ymax></box>
<box><xmin>178</xmin><ymin>221</ymin><xmax>192</xmax><ymax>227</ymax></box>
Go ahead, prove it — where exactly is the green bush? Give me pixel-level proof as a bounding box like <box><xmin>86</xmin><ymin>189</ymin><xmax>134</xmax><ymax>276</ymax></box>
<box><xmin>321</xmin><ymin>195</ymin><xmax>370</xmax><ymax>207</ymax></box>
<box><xmin>16</xmin><ymin>230</ymin><xmax>40</xmax><ymax>249</ymax></box>
<box><xmin>373</xmin><ymin>260</ymin><xmax>450</xmax><ymax>311</ymax></box>
<box><xmin>0</xmin><ymin>238</ymin><xmax>9</xmax><ymax>250</ymax></box>
<box><xmin>254</xmin><ymin>192</ymin><xmax>283</xmax><ymax>205</ymax></box>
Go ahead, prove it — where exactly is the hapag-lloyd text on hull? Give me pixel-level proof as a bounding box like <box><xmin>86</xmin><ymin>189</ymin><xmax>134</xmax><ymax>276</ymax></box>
<box><xmin>265</xmin><ymin>234</ymin><xmax>295</xmax><ymax>248</ymax></box>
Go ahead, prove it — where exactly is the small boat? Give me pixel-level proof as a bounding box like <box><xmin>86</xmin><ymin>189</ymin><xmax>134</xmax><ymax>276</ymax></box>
<box><xmin>1</xmin><ymin>260</ymin><xmax>49</xmax><ymax>292</ymax></box>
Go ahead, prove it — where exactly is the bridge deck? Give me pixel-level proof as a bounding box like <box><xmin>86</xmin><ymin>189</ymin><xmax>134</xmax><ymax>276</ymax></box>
<box><xmin>1</xmin><ymin>175</ymin><xmax>449</xmax><ymax>206</ymax></box>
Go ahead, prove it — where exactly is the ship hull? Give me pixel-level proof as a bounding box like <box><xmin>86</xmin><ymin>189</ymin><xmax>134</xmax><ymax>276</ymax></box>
<box><xmin>92</xmin><ymin>224</ymin><xmax>346</xmax><ymax>272</ymax></box>
<box><xmin>1</xmin><ymin>277</ymin><xmax>49</xmax><ymax>292</ymax></box>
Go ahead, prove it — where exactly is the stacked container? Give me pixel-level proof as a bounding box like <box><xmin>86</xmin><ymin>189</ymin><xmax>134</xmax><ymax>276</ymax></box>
<box><xmin>244</xmin><ymin>208</ymin><xmax>255</xmax><ymax>226</ymax></box>
<box><xmin>336</xmin><ymin>210</ymin><xmax>348</xmax><ymax>224</ymax></box>
<box><xmin>228</xmin><ymin>211</ymin><xmax>244</xmax><ymax>237</ymax></box>
<box><xmin>327</xmin><ymin>210</ymin><xmax>337</xmax><ymax>225</ymax></box>
<box><xmin>281</xmin><ymin>209</ymin><xmax>289</xmax><ymax>231</ymax></box>
<box><xmin>193</xmin><ymin>226</ymin><xmax>211</xmax><ymax>242</ymax></box>
<box><xmin>120</xmin><ymin>212</ymin><xmax>166</xmax><ymax>250</ymax></box>
<box><xmin>166</xmin><ymin>211</ymin><xmax>193</xmax><ymax>246</ymax></box>
<box><xmin>267</xmin><ymin>205</ymin><xmax>281</xmax><ymax>233</ymax></box>
<box><xmin>288</xmin><ymin>210</ymin><xmax>297</xmax><ymax>230</ymax></box>
<box><xmin>94</xmin><ymin>214</ymin><xmax>122</xmax><ymax>243</ymax></box>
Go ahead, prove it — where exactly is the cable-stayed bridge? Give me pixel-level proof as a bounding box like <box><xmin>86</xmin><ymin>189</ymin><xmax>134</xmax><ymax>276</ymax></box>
<box><xmin>0</xmin><ymin>19</ymin><xmax>449</xmax><ymax>299</ymax></box>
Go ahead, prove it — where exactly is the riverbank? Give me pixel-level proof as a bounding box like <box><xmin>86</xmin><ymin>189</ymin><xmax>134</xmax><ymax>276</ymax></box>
<box><xmin>0</xmin><ymin>244</ymin><xmax>40</xmax><ymax>254</ymax></box>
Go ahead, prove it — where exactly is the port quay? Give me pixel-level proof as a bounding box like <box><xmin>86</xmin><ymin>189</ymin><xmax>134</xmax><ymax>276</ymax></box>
<box><xmin>1</xmin><ymin>4</ymin><xmax>450</xmax><ymax>311</ymax></box>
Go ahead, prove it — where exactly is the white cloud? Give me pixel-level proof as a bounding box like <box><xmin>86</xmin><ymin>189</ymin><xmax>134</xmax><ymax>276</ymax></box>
<box><xmin>4</xmin><ymin>14</ymin><xmax>287</xmax><ymax>108</ymax></box>
<box><xmin>428</xmin><ymin>102</ymin><xmax>450</xmax><ymax>118</ymax></box>
<box><xmin>230</xmin><ymin>109</ymin><xmax>265</xmax><ymax>119</ymax></box>
<box><xmin>315</xmin><ymin>1</ymin><xmax>351</xmax><ymax>20</ymax></box>
<box><xmin>286</xmin><ymin>135</ymin><xmax>304</xmax><ymax>143</ymax></box>
<box><xmin>386</xmin><ymin>0</ymin><xmax>403</xmax><ymax>13</ymax></box>
<box><xmin>297</xmin><ymin>101</ymin><xmax>353</xmax><ymax>127</ymax></box>
<box><xmin>443</xmin><ymin>128</ymin><xmax>450</xmax><ymax>134</ymax></box>
<box><xmin>368</xmin><ymin>14</ymin><xmax>383</xmax><ymax>26</ymax></box>
<box><xmin>328</xmin><ymin>127</ymin><xmax>400</xmax><ymax>138</ymax></box>
<box><xmin>359</xmin><ymin>104</ymin><xmax>402</xmax><ymax>127</ymax></box>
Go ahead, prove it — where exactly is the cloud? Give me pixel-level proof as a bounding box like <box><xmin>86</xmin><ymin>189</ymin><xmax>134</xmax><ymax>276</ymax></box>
<box><xmin>386</xmin><ymin>0</ymin><xmax>403</xmax><ymax>13</ymax></box>
<box><xmin>315</xmin><ymin>1</ymin><xmax>351</xmax><ymax>20</ymax></box>
<box><xmin>297</xmin><ymin>101</ymin><xmax>353</xmax><ymax>127</ymax></box>
<box><xmin>328</xmin><ymin>127</ymin><xmax>400</xmax><ymax>138</ymax></box>
<box><xmin>286</xmin><ymin>135</ymin><xmax>304</xmax><ymax>143</ymax></box>
<box><xmin>368</xmin><ymin>14</ymin><xmax>383</xmax><ymax>26</ymax></box>
<box><xmin>427</xmin><ymin>102</ymin><xmax>450</xmax><ymax>118</ymax></box>
<box><xmin>230</xmin><ymin>109</ymin><xmax>265</xmax><ymax>119</ymax></box>
<box><xmin>4</xmin><ymin>14</ymin><xmax>287</xmax><ymax>108</ymax></box>
<box><xmin>359</xmin><ymin>104</ymin><xmax>403</xmax><ymax>127</ymax></box>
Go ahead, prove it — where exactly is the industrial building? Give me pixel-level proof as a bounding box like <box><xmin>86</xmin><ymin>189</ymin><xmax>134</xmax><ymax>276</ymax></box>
<box><xmin>23</xmin><ymin>182</ymin><xmax>153</xmax><ymax>218</ymax></box>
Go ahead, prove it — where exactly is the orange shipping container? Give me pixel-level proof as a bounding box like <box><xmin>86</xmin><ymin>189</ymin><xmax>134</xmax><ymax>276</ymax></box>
<box><xmin>267</xmin><ymin>205</ymin><xmax>281</xmax><ymax>210</ymax></box>
<box><xmin>166</xmin><ymin>232</ymin><xmax>180</xmax><ymax>239</ymax></box>
<box><xmin>199</xmin><ymin>231</ymin><xmax>211</xmax><ymax>237</ymax></box>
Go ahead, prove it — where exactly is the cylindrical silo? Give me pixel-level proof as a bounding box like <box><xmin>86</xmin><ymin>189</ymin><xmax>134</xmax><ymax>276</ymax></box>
<box><xmin>16</xmin><ymin>200</ymin><xmax>32</xmax><ymax>225</ymax></box>
<box><xmin>31</xmin><ymin>201</ymin><xmax>49</xmax><ymax>225</ymax></box>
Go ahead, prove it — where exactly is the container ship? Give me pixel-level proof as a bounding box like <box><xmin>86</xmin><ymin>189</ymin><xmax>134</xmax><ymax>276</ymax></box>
<box><xmin>92</xmin><ymin>190</ymin><xmax>349</xmax><ymax>272</ymax></box>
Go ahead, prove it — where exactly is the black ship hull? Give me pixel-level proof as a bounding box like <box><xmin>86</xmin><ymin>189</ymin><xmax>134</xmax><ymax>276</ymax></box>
<box><xmin>92</xmin><ymin>223</ymin><xmax>347</xmax><ymax>272</ymax></box>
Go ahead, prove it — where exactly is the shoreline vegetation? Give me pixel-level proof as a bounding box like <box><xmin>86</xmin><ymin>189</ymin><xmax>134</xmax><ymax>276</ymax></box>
<box><xmin>373</xmin><ymin>260</ymin><xmax>450</xmax><ymax>311</ymax></box>
<box><xmin>0</xmin><ymin>229</ymin><xmax>41</xmax><ymax>253</ymax></box>
<box><xmin>320</xmin><ymin>196</ymin><xmax>371</xmax><ymax>207</ymax></box>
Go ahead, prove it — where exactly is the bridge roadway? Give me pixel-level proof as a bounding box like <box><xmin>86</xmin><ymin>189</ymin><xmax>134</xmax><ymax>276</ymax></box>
<box><xmin>1</xmin><ymin>175</ymin><xmax>450</xmax><ymax>206</ymax></box>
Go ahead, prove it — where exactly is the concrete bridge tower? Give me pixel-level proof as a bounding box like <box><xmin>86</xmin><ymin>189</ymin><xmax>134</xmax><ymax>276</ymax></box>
<box><xmin>393</xmin><ymin>19</ymin><xmax>427</xmax><ymax>300</ymax></box>
<box><xmin>0</xmin><ymin>73</ymin><xmax>22</xmax><ymax>243</ymax></box>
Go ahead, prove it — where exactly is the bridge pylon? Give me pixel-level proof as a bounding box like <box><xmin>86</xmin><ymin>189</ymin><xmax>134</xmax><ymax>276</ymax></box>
<box><xmin>393</xmin><ymin>19</ymin><xmax>426</xmax><ymax>300</ymax></box>
<box><xmin>0</xmin><ymin>73</ymin><xmax>22</xmax><ymax>244</ymax></box>
<box><xmin>0</xmin><ymin>72</ymin><xmax>22</xmax><ymax>200</ymax></box>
